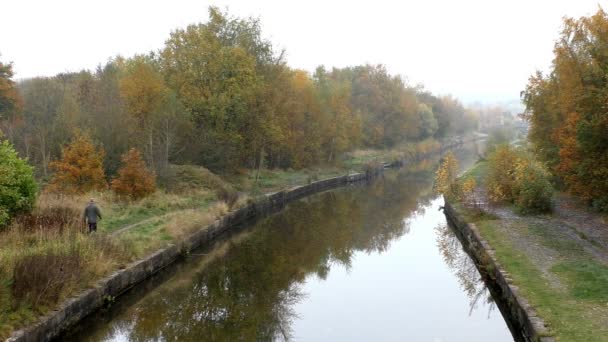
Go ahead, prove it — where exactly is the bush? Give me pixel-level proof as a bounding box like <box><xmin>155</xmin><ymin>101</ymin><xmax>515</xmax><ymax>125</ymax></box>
<box><xmin>0</xmin><ymin>139</ymin><xmax>38</xmax><ymax>227</ymax></box>
<box><xmin>434</xmin><ymin>152</ymin><xmax>460</xmax><ymax>199</ymax></box>
<box><xmin>111</xmin><ymin>148</ymin><xmax>156</xmax><ymax>200</ymax></box>
<box><xmin>485</xmin><ymin>145</ymin><xmax>553</xmax><ymax>213</ymax></box>
<box><xmin>486</xmin><ymin>145</ymin><xmax>519</xmax><ymax>202</ymax></box>
<box><xmin>512</xmin><ymin>158</ymin><xmax>554</xmax><ymax>214</ymax></box>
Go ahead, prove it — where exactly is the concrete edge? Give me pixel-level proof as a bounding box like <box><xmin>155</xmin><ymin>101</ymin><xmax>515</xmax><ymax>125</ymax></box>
<box><xmin>7</xmin><ymin>172</ymin><xmax>372</xmax><ymax>342</ymax></box>
<box><xmin>443</xmin><ymin>201</ymin><xmax>555</xmax><ymax>342</ymax></box>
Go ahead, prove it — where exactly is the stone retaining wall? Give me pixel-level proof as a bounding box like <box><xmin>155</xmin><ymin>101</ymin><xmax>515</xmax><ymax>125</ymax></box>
<box><xmin>443</xmin><ymin>201</ymin><xmax>554</xmax><ymax>342</ymax></box>
<box><xmin>8</xmin><ymin>138</ymin><xmax>481</xmax><ymax>342</ymax></box>
<box><xmin>8</xmin><ymin>172</ymin><xmax>371</xmax><ymax>342</ymax></box>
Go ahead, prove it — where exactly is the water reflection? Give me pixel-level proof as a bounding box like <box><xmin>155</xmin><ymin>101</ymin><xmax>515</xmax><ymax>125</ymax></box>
<box><xmin>436</xmin><ymin>223</ymin><xmax>496</xmax><ymax>317</ymax></box>
<box><xmin>65</xmin><ymin>145</ymin><xmax>513</xmax><ymax>342</ymax></box>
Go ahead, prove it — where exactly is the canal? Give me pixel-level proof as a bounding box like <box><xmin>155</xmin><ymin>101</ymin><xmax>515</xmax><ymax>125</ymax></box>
<box><xmin>64</xmin><ymin>143</ymin><xmax>514</xmax><ymax>341</ymax></box>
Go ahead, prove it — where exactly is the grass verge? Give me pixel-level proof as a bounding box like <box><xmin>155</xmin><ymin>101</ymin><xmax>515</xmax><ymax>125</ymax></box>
<box><xmin>454</xmin><ymin>160</ymin><xmax>608</xmax><ymax>341</ymax></box>
<box><xmin>0</xmin><ymin>138</ymin><xmax>447</xmax><ymax>339</ymax></box>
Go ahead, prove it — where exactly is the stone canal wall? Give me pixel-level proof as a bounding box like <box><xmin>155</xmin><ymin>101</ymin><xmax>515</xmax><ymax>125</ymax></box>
<box><xmin>443</xmin><ymin>201</ymin><xmax>554</xmax><ymax>342</ymax></box>
<box><xmin>8</xmin><ymin>137</ymin><xmax>482</xmax><ymax>342</ymax></box>
<box><xmin>8</xmin><ymin>172</ymin><xmax>372</xmax><ymax>342</ymax></box>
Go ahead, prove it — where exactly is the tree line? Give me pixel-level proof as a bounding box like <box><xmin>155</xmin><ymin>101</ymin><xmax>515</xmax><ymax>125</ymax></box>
<box><xmin>523</xmin><ymin>8</ymin><xmax>608</xmax><ymax>211</ymax></box>
<box><xmin>0</xmin><ymin>7</ymin><xmax>477</xmax><ymax>182</ymax></box>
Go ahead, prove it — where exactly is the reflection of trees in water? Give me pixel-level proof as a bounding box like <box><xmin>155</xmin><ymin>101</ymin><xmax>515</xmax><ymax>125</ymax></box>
<box><xmin>435</xmin><ymin>222</ymin><xmax>497</xmax><ymax>318</ymax></box>
<box><xmin>100</xmin><ymin>167</ymin><xmax>439</xmax><ymax>341</ymax></box>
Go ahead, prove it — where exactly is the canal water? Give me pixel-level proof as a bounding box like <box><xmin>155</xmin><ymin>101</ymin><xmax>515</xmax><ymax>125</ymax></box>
<box><xmin>65</xmin><ymin>143</ymin><xmax>514</xmax><ymax>341</ymax></box>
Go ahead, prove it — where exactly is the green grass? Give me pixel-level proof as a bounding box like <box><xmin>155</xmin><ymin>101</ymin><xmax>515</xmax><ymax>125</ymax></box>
<box><xmin>456</xmin><ymin>160</ymin><xmax>608</xmax><ymax>341</ymax></box>
<box><xmin>475</xmin><ymin>219</ymin><xmax>608</xmax><ymax>341</ymax></box>
<box><xmin>461</xmin><ymin>160</ymin><xmax>488</xmax><ymax>183</ymax></box>
<box><xmin>1</xmin><ymin>141</ymin><xmax>446</xmax><ymax>339</ymax></box>
<box><xmin>100</xmin><ymin>191</ymin><xmax>216</xmax><ymax>233</ymax></box>
<box><xmin>526</xmin><ymin>223</ymin><xmax>585</xmax><ymax>254</ymax></box>
<box><xmin>551</xmin><ymin>260</ymin><xmax>608</xmax><ymax>301</ymax></box>
<box><xmin>230</xmin><ymin>167</ymin><xmax>346</xmax><ymax>194</ymax></box>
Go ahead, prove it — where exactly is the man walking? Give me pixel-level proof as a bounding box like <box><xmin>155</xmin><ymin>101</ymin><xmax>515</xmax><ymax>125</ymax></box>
<box><xmin>84</xmin><ymin>198</ymin><xmax>102</xmax><ymax>233</ymax></box>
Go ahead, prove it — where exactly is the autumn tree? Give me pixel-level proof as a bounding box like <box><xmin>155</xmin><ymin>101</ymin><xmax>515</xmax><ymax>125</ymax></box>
<box><xmin>119</xmin><ymin>56</ymin><xmax>178</xmax><ymax>175</ymax></box>
<box><xmin>314</xmin><ymin>66</ymin><xmax>361</xmax><ymax>162</ymax></box>
<box><xmin>5</xmin><ymin>7</ymin><xmax>480</xmax><ymax>180</ymax></box>
<box><xmin>48</xmin><ymin>132</ymin><xmax>107</xmax><ymax>194</ymax></box>
<box><xmin>523</xmin><ymin>8</ymin><xmax>608</xmax><ymax>210</ymax></box>
<box><xmin>162</xmin><ymin>7</ymin><xmax>263</xmax><ymax>171</ymax></box>
<box><xmin>111</xmin><ymin>148</ymin><xmax>156</xmax><ymax>200</ymax></box>
<box><xmin>434</xmin><ymin>151</ymin><xmax>459</xmax><ymax>200</ymax></box>
<box><xmin>0</xmin><ymin>55</ymin><xmax>23</xmax><ymax>143</ymax></box>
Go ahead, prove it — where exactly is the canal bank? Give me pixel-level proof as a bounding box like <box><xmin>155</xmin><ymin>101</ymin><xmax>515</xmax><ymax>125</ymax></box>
<box><xmin>7</xmin><ymin>173</ymin><xmax>373</xmax><ymax>342</ymax></box>
<box><xmin>444</xmin><ymin>160</ymin><xmax>608</xmax><ymax>342</ymax></box>
<box><xmin>62</xmin><ymin>146</ymin><xmax>514</xmax><ymax>341</ymax></box>
<box><xmin>8</xmin><ymin>139</ymin><xmax>485</xmax><ymax>342</ymax></box>
<box><xmin>443</xmin><ymin>202</ymin><xmax>553</xmax><ymax>342</ymax></box>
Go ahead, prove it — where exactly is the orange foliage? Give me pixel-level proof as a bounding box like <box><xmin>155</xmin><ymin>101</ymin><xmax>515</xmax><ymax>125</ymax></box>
<box><xmin>48</xmin><ymin>132</ymin><xmax>107</xmax><ymax>194</ymax></box>
<box><xmin>111</xmin><ymin>148</ymin><xmax>156</xmax><ymax>200</ymax></box>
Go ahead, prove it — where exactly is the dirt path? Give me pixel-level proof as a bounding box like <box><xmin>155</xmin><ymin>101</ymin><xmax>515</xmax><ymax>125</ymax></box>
<box><xmin>109</xmin><ymin>208</ymin><xmax>198</xmax><ymax>236</ymax></box>
<box><xmin>472</xmin><ymin>190</ymin><xmax>608</xmax><ymax>292</ymax></box>
<box><xmin>110</xmin><ymin>216</ymin><xmax>162</xmax><ymax>236</ymax></box>
<box><xmin>553</xmin><ymin>193</ymin><xmax>608</xmax><ymax>250</ymax></box>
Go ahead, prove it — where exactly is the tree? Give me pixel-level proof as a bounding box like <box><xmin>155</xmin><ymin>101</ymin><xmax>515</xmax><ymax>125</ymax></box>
<box><xmin>522</xmin><ymin>8</ymin><xmax>608</xmax><ymax>210</ymax></box>
<box><xmin>161</xmin><ymin>8</ymin><xmax>262</xmax><ymax>171</ymax></box>
<box><xmin>48</xmin><ymin>132</ymin><xmax>107</xmax><ymax>194</ymax></box>
<box><xmin>417</xmin><ymin>103</ymin><xmax>438</xmax><ymax>139</ymax></box>
<box><xmin>111</xmin><ymin>148</ymin><xmax>156</xmax><ymax>200</ymax></box>
<box><xmin>120</xmin><ymin>56</ymin><xmax>170</xmax><ymax>174</ymax></box>
<box><xmin>0</xmin><ymin>136</ymin><xmax>37</xmax><ymax>226</ymax></box>
<box><xmin>19</xmin><ymin>77</ymin><xmax>66</xmax><ymax>177</ymax></box>
<box><xmin>434</xmin><ymin>151</ymin><xmax>459</xmax><ymax>200</ymax></box>
<box><xmin>0</xmin><ymin>55</ymin><xmax>23</xmax><ymax>143</ymax></box>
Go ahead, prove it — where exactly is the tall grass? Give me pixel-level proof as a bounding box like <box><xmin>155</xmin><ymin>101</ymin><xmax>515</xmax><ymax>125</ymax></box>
<box><xmin>0</xmin><ymin>188</ymin><xmax>226</xmax><ymax>339</ymax></box>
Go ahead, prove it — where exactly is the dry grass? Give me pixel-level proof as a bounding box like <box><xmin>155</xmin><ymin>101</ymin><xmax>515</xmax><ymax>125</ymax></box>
<box><xmin>0</xmin><ymin>192</ymin><xmax>138</xmax><ymax>339</ymax></box>
<box><xmin>344</xmin><ymin>139</ymin><xmax>442</xmax><ymax>170</ymax></box>
<box><xmin>164</xmin><ymin>202</ymin><xmax>229</xmax><ymax>240</ymax></box>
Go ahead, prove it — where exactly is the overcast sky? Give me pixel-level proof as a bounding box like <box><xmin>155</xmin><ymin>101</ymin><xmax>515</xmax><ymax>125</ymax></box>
<box><xmin>1</xmin><ymin>0</ymin><xmax>604</xmax><ymax>104</ymax></box>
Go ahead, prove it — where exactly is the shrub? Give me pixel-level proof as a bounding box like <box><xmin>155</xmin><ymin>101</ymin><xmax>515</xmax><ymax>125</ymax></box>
<box><xmin>0</xmin><ymin>139</ymin><xmax>37</xmax><ymax>227</ymax></box>
<box><xmin>434</xmin><ymin>151</ymin><xmax>460</xmax><ymax>199</ymax></box>
<box><xmin>485</xmin><ymin>145</ymin><xmax>553</xmax><ymax>213</ymax></box>
<box><xmin>486</xmin><ymin>145</ymin><xmax>519</xmax><ymax>202</ymax></box>
<box><xmin>48</xmin><ymin>132</ymin><xmax>107</xmax><ymax>194</ymax></box>
<box><xmin>513</xmin><ymin>158</ymin><xmax>554</xmax><ymax>214</ymax></box>
<box><xmin>111</xmin><ymin>148</ymin><xmax>156</xmax><ymax>200</ymax></box>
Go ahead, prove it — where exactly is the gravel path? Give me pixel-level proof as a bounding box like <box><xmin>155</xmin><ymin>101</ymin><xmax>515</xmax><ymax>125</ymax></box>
<box><xmin>474</xmin><ymin>191</ymin><xmax>608</xmax><ymax>290</ymax></box>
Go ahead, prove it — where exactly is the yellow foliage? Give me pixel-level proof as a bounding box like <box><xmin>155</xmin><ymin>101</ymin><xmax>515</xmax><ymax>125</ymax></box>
<box><xmin>434</xmin><ymin>152</ymin><xmax>460</xmax><ymax>199</ymax></box>
<box><xmin>486</xmin><ymin>145</ymin><xmax>519</xmax><ymax>202</ymax></box>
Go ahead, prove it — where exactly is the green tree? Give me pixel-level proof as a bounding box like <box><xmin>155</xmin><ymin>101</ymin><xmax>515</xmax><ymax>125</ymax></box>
<box><xmin>417</xmin><ymin>103</ymin><xmax>438</xmax><ymax>139</ymax></box>
<box><xmin>0</xmin><ymin>136</ymin><xmax>37</xmax><ymax>226</ymax></box>
<box><xmin>161</xmin><ymin>8</ymin><xmax>262</xmax><ymax>171</ymax></box>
